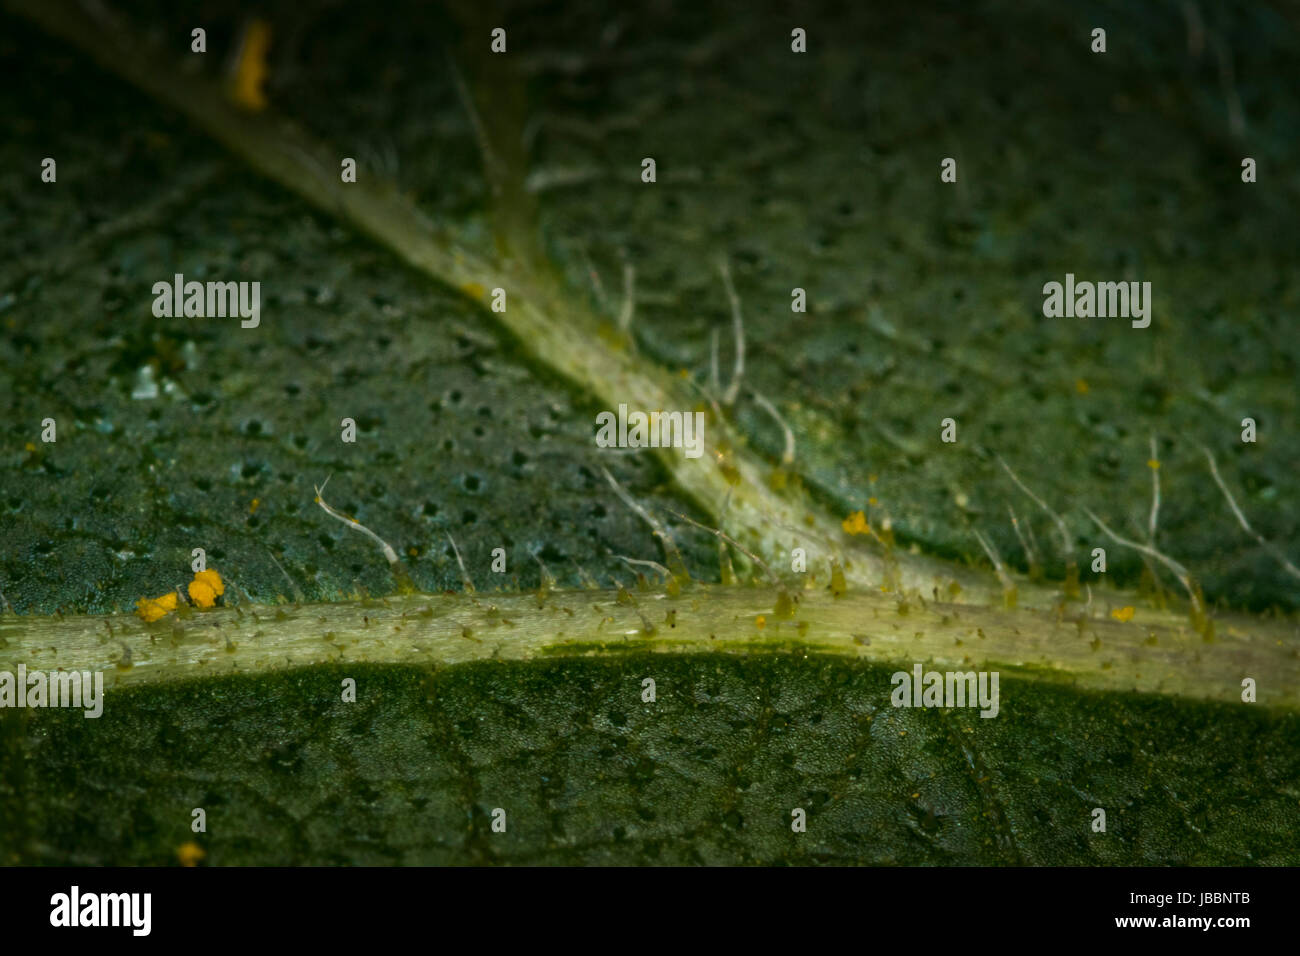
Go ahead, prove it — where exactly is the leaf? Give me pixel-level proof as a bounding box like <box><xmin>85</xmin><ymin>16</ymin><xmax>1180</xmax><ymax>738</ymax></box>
<box><xmin>2</xmin><ymin>0</ymin><xmax>1298</xmax><ymax>865</ymax></box>
<box><xmin>6</xmin><ymin>657</ymin><xmax>1299</xmax><ymax>865</ymax></box>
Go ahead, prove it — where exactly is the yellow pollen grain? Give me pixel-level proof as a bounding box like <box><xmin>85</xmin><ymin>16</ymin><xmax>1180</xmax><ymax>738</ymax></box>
<box><xmin>188</xmin><ymin>569</ymin><xmax>225</xmax><ymax>608</ymax></box>
<box><xmin>176</xmin><ymin>842</ymin><xmax>206</xmax><ymax>867</ymax></box>
<box><xmin>135</xmin><ymin>592</ymin><xmax>179</xmax><ymax>622</ymax></box>
<box><xmin>188</xmin><ymin>580</ymin><xmax>217</xmax><ymax>608</ymax></box>
<box><xmin>193</xmin><ymin>569</ymin><xmax>225</xmax><ymax>597</ymax></box>
<box><xmin>841</xmin><ymin>511</ymin><xmax>870</xmax><ymax>535</ymax></box>
<box><xmin>230</xmin><ymin>19</ymin><xmax>272</xmax><ymax>112</ymax></box>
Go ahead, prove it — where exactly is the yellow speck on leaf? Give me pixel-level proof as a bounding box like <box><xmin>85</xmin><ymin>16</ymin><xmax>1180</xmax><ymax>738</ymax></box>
<box><xmin>461</xmin><ymin>281</ymin><xmax>486</xmax><ymax>299</ymax></box>
<box><xmin>24</xmin><ymin>442</ymin><xmax>35</xmax><ymax>452</ymax></box>
<box><xmin>176</xmin><ymin>841</ymin><xmax>205</xmax><ymax>867</ymax></box>
<box><xmin>755</xmin><ymin>615</ymin><xmax>766</xmax><ymax>629</ymax></box>
<box><xmin>135</xmin><ymin>592</ymin><xmax>179</xmax><ymax>622</ymax></box>
<box><xmin>1112</xmin><ymin>606</ymin><xmax>1136</xmax><ymax>623</ymax></box>
<box><xmin>230</xmin><ymin>19</ymin><xmax>272</xmax><ymax>112</ymax></box>
<box><xmin>1075</xmin><ymin>378</ymin><xmax>1090</xmax><ymax>394</ymax></box>
<box><xmin>188</xmin><ymin>569</ymin><xmax>226</xmax><ymax>609</ymax></box>
<box><xmin>868</xmin><ymin>497</ymin><xmax>878</xmax><ymax>506</ymax></box>
<box><xmin>842</xmin><ymin>511</ymin><xmax>870</xmax><ymax>535</ymax></box>
<box><xmin>249</xmin><ymin>498</ymin><xmax>260</xmax><ymax>513</ymax></box>
<box><xmin>188</xmin><ymin>581</ymin><xmax>216</xmax><ymax>608</ymax></box>
<box><xmin>194</xmin><ymin>569</ymin><xmax>225</xmax><ymax>596</ymax></box>
<box><xmin>1147</xmin><ymin>458</ymin><xmax>1160</xmax><ymax>470</ymax></box>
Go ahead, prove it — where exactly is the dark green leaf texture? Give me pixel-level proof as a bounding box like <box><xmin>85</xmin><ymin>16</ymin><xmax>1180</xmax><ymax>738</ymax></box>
<box><xmin>2</xmin><ymin>0</ymin><xmax>1299</xmax><ymax>865</ymax></box>
<box><xmin>5</xmin><ymin>657</ymin><xmax>1299</xmax><ymax>865</ymax></box>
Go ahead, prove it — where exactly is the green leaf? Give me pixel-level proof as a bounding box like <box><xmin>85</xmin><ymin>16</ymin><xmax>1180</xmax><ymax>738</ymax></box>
<box><xmin>7</xmin><ymin>657</ymin><xmax>1299</xmax><ymax>865</ymax></box>
<box><xmin>2</xmin><ymin>0</ymin><xmax>1298</xmax><ymax>865</ymax></box>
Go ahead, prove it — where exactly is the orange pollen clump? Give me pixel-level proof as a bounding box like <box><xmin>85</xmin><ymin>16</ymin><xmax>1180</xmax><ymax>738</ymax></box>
<box><xmin>188</xmin><ymin>569</ymin><xmax>225</xmax><ymax>608</ymax></box>
<box><xmin>230</xmin><ymin>19</ymin><xmax>272</xmax><ymax>112</ymax></box>
<box><xmin>193</xmin><ymin>569</ymin><xmax>225</xmax><ymax>597</ymax></box>
<box><xmin>135</xmin><ymin>592</ymin><xmax>179</xmax><ymax>622</ymax></box>
<box><xmin>841</xmin><ymin>511</ymin><xmax>871</xmax><ymax>536</ymax></box>
<box><xmin>176</xmin><ymin>841</ymin><xmax>206</xmax><ymax>867</ymax></box>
